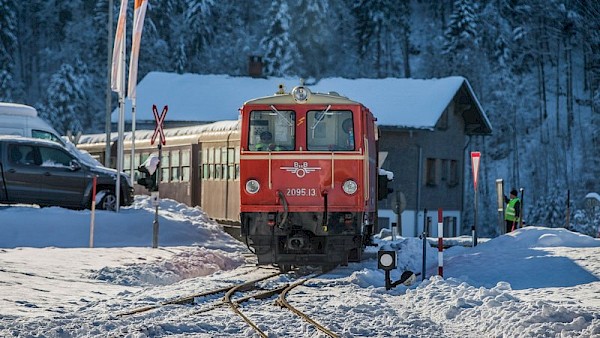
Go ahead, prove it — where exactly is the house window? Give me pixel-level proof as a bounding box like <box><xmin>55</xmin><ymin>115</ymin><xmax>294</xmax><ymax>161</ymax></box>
<box><xmin>426</xmin><ymin>158</ymin><xmax>437</xmax><ymax>186</ymax></box>
<box><xmin>448</xmin><ymin>160</ymin><xmax>459</xmax><ymax>187</ymax></box>
<box><xmin>441</xmin><ymin>159</ymin><xmax>449</xmax><ymax>182</ymax></box>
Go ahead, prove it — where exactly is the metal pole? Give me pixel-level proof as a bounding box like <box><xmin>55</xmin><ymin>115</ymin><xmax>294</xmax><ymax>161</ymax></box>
<box><xmin>89</xmin><ymin>176</ymin><xmax>97</xmax><ymax>248</ymax></box>
<box><xmin>152</xmin><ymin>143</ymin><xmax>162</xmax><ymax>248</ymax></box>
<box><xmin>437</xmin><ymin>208</ymin><xmax>443</xmax><ymax>277</ymax></box>
<box><xmin>422</xmin><ymin>208</ymin><xmax>428</xmax><ymax>281</ymax></box>
<box><xmin>115</xmin><ymin>23</ymin><xmax>126</xmax><ymax>212</ymax></box>
<box><xmin>105</xmin><ymin>0</ymin><xmax>113</xmax><ymax>167</ymax></box>
<box><xmin>496</xmin><ymin>179</ymin><xmax>504</xmax><ymax>234</ymax></box>
<box><xmin>473</xmin><ymin>184</ymin><xmax>478</xmax><ymax>246</ymax></box>
<box><xmin>414</xmin><ymin>146</ymin><xmax>422</xmax><ymax>236</ymax></box>
<box><xmin>566</xmin><ymin>189</ymin><xmax>570</xmax><ymax>229</ymax></box>
<box><xmin>131</xmin><ymin>98</ymin><xmax>136</xmax><ymax>178</ymax></box>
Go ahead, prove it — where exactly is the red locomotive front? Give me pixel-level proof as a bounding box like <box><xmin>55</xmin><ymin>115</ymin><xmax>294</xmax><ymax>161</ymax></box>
<box><xmin>240</xmin><ymin>85</ymin><xmax>380</xmax><ymax>271</ymax></box>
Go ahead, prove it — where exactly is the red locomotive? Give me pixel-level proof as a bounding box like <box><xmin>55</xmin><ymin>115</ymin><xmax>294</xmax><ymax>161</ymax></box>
<box><xmin>240</xmin><ymin>85</ymin><xmax>387</xmax><ymax>271</ymax></box>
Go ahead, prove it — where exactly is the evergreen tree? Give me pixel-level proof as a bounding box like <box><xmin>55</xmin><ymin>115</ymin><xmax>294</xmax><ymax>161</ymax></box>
<box><xmin>292</xmin><ymin>0</ymin><xmax>332</xmax><ymax>79</ymax></box>
<box><xmin>260</xmin><ymin>1</ymin><xmax>298</xmax><ymax>77</ymax></box>
<box><xmin>0</xmin><ymin>0</ymin><xmax>18</xmax><ymax>100</ymax></box>
<box><xmin>40</xmin><ymin>62</ymin><xmax>90</xmax><ymax>135</ymax></box>
<box><xmin>174</xmin><ymin>37</ymin><xmax>187</xmax><ymax>74</ymax></box>
<box><xmin>353</xmin><ymin>0</ymin><xmax>407</xmax><ymax>78</ymax></box>
<box><xmin>195</xmin><ymin>0</ymin><xmax>257</xmax><ymax>76</ymax></box>
<box><xmin>443</xmin><ymin>0</ymin><xmax>478</xmax><ymax>54</ymax></box>
<box><xmin>184</xmin><ymin>0</ymin><xmax>216</xmax><ymax>72</ymax></box>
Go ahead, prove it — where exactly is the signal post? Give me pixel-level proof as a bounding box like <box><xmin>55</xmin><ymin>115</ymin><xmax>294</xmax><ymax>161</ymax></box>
<box><xmin>140</xmin><ymin>104</ymin><xmax>167</xmax><ymax>248</ymax></box>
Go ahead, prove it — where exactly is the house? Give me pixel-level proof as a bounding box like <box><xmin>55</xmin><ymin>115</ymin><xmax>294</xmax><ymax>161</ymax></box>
<box><xmin>111</xmin><ymin>72</ymin><xmax>492</xmax><ymax>236</ymax></box>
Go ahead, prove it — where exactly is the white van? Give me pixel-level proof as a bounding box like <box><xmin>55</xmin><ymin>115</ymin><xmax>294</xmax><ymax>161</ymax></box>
<box><xmin>0</xmin><ymin>102</ymin><xmax>64</xmax><ymax>145</ymax></box>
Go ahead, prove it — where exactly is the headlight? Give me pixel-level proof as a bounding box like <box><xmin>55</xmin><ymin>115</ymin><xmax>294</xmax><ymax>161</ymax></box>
<box><xmin>342</xmin><ymin>179</ymin><xmax>358</xmax><ymax>195</ymax></box>
<box><xmin>291</xmin><ymin>86</ymin><xmax>310</xmax><ymax>103</ymax></box>
<box><xmin>245</xmin><ymin>179</ymin><xmax>260</xmax><ymax>194</ymax></box>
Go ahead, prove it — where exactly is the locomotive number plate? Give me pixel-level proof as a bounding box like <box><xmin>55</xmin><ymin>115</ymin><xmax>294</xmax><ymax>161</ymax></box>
<box><xmin>286</xmin><ymin>188</ymin><xmax>317</xmax><ymax>197</ymax></box>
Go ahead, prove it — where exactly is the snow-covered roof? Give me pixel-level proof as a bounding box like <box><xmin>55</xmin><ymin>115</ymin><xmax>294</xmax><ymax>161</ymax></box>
<box><xmin>79</xmin><ymin>119</ymin><xmax>239</xmax><ymax>145</ymax></box>
<box><xmin>0</xmin><ymin>102</ymin><xmax>38</xmax><ymax>117</ymax></box>
<box><xmin>113</xmin><ymin>72</ymin><xmax>491</xmax><ymax>133</ymax></box>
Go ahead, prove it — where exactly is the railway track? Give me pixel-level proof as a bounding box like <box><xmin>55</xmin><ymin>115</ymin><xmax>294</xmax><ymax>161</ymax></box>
<box><xmin>117</xmin><ymin>265</ymin><xmax>339</xmax><ymax>337</ymax></box>
<box><xmin>223</xmin><ymin>268</ymin><xmax>337</xmax><ymax>338</ymax></box>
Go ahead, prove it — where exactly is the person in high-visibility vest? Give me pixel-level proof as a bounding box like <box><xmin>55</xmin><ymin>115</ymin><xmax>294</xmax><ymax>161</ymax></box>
<box><xmin>504</xmin><ymin>189</ymin><xmax>521</xmax><ymax>233</ymax></box>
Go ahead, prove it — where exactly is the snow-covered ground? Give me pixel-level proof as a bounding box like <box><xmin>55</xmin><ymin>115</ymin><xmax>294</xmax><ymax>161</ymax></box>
<box><xmin>0</xmin><ymin>196</ymin><xmax>599</xmax><ymax>337</ymax></box>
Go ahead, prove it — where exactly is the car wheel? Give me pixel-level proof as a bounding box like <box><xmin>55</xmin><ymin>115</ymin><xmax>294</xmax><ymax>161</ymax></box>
<box><xmin>99</xmin><ymin>191</ymin><xmax>117</xmax><ymax>211</ymax></box>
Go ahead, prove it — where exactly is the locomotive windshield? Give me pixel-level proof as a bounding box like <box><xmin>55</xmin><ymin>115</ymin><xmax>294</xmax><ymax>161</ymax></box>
<box><xmin>248</xmin><ymin>110</ymin><xmax>295</xmax><ymax>151</ymax></box>
<box><xmin>307</xmin><ymin>110</ymin><xmax>354</xmax><ymax>151</ymax></box>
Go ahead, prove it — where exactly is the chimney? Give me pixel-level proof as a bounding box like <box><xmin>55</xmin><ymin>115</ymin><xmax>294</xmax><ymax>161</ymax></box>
<box><xmin>248</xmin><ymin>55</ymin><xmax>263</xmax><ymax>78</ymax></box>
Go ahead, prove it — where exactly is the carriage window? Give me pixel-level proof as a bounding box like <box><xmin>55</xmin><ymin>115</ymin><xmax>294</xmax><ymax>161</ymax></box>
<box><xmin>248</xmin><ymin>110</ymin><xmax>295</xmax><ymax>151</ymax></box>
<box><xmin>227</xmin><ymin>148</ymin><xmax>235</xmax><ymax>180</ymax></box>
<box><xmin>214</xmin><ymin>147</ymin><xmax>221</xmax><ymax>164</ymax></box>
<box><xmin>171</xmin><ymin>150</ymin><xmax>180</xmax><ymax>182</ymax></box>
<box><xmin>124</xmin><ymin>155</ymin><xmax>131</xmax><ymax>176</ymax></box>
<box><xmin>171</xmin><ymin>167</ymin><xmax>180</xmax><ymax>182</ymax></box>
<box><xmin>202</xmin><ymin>148</ymin><xmax>208</xmax><ymax>163</ymax></box>
<box><xmin>182</xmin><ymin>167</ymin><xmax>190</xmax><ymax>181</ymax></box>
<box><xmin>161</xmin><ymin>167</ymin><xmax>169</xmax><ymax>183</ymax></box>
<box><xmin>182</xmin><ymin>150</ymin><xmax>190</xmax><ymax>182</ymax></box>
<box><xmin>162</xmin><ymin>152</ymin><xmax>170</xmax><ymax>182</ymax></box>
<box><xmin>208</xmin><ymin>147</ymin><xmax>214</xmax><ymax>163</ymax></box>
<box><xmin>307</xmin><ymin>110</ymin><xmax>354</xmax><ymax>151</ymax></box>
<box><xmin>201</xmin><ymin>148</ymin><xmax>208</xmax><ymax>180</ymax></box>
<box><xmin>202</xmin><ymin>164</ymin><xmax>209</xmax><ymax>180</ymax></box>
<box><xmin>171</xmin><ymin>150</ymin><xmax>180</xmax><ymax>167</ymax></box>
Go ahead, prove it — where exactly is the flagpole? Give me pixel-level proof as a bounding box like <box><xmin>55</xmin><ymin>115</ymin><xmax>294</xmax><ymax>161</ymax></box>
<box><xmin>105</xmin><ymin>0</ymin><xmax>113</xmax><ymax>168</ymax></box>
<box><xmin>128</xmin><ymin>0</ymin><xmax>147</xmax><ymax>181</ymax></box>
<box><xmin>129</xmin><ymin>1</ymin><xmax>137</xmax><ymax>181</ymax></box>
<box><xmin>110</xmin><ymin>0</ymin><xmax>128</xmax><ymax>212</ymax></box>
<box><xmin>131</xmin><ymin>99</ymin><xmax>136</xmax><ymax>176</ymax></box>
<box><xmin>116</xmin><ymin>31</ymin><xmax>126</xmax><ymax>212</ymax></box>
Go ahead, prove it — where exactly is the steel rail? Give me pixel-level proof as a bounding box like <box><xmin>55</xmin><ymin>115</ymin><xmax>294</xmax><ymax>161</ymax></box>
<box><xmin>223</xmin><ymin>272</ymin><xmax>285</xmax><ymax>338</ymax></box>
<box><xmin>116</xmin><ymin>268</ymin><xmax>279</xmax><ymax>317</ymax></box>
<box><xmin>276</xmin><ymin>273</ymin><xmax>338</xmax><ymax>338</ymax></box>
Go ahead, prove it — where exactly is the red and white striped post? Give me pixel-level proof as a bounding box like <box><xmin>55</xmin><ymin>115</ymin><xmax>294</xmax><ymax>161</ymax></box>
<box><xmin>89</xmin><ymin>176</ymin><xmax>97</xmax><ymax>248</ymax></box>
<box><xmin>437</xmin><ymin>208</ymin><xmax>443</xmax><ymax>277</ymax></box>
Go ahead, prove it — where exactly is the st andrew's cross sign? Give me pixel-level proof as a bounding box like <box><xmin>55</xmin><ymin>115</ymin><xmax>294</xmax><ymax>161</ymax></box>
<box><xmin>151</xmin><ymin>105</ymin><xmax>167</xmax><ymax>146</ymax></box>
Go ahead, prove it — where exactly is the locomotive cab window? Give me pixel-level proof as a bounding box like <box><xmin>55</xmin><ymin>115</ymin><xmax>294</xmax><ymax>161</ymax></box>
<box><xmin>307</xmin><ymin>110</ymin><xmax>354</xmax><ymax>151</ymax></box>
<box><xmin>248</xmin><ymin>110</ymin><xmax>295</xmax><ymax>151</ymax></box>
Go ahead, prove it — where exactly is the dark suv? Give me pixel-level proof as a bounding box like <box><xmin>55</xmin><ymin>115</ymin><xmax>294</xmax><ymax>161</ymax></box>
<box><xmin>0</xmin><ymin>136</ymin><xmax>134</xmax><ymax>210</ymax></box>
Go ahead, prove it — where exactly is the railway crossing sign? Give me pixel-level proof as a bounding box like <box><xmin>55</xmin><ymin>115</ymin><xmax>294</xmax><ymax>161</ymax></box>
<box><xmin>471</xmin><ymin>151</ymin><xmax>481</xmax><ymax>190</ymax></box>
<box><xmin>151</xmin><ymin>105</ymin><xmax>168</xmax><ymax>145</ymax></box>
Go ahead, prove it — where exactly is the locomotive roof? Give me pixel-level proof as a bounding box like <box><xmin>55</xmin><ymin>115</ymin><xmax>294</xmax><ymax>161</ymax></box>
<box><xmin>244</xmin><ymin>90</ymin><xmax>360</xmax><ymax>106</ymax></box>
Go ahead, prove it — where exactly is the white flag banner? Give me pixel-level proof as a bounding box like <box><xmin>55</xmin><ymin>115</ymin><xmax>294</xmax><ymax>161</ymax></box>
<box><xmin>110</xmin><ymin>0</ymin><xmax>128</xmax><ymax>93</ymax></box>
<box><xmin>127</xmin><ymin>0</ymin><xmax>148</xmax><ymax>99</ymax></box>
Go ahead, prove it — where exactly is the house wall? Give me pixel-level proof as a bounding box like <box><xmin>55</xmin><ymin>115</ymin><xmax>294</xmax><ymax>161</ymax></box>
<box><xmin>377</xmin><ymin>101</ymin><xmax>468</xmax><ymax>236</ymax></box>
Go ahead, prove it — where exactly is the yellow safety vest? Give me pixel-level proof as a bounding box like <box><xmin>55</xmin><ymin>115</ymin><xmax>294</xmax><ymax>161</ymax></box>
<box><xmin>505</xmin><ymin>198</ymin><xmax>520</xmax><ymax>221</ymax></box>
